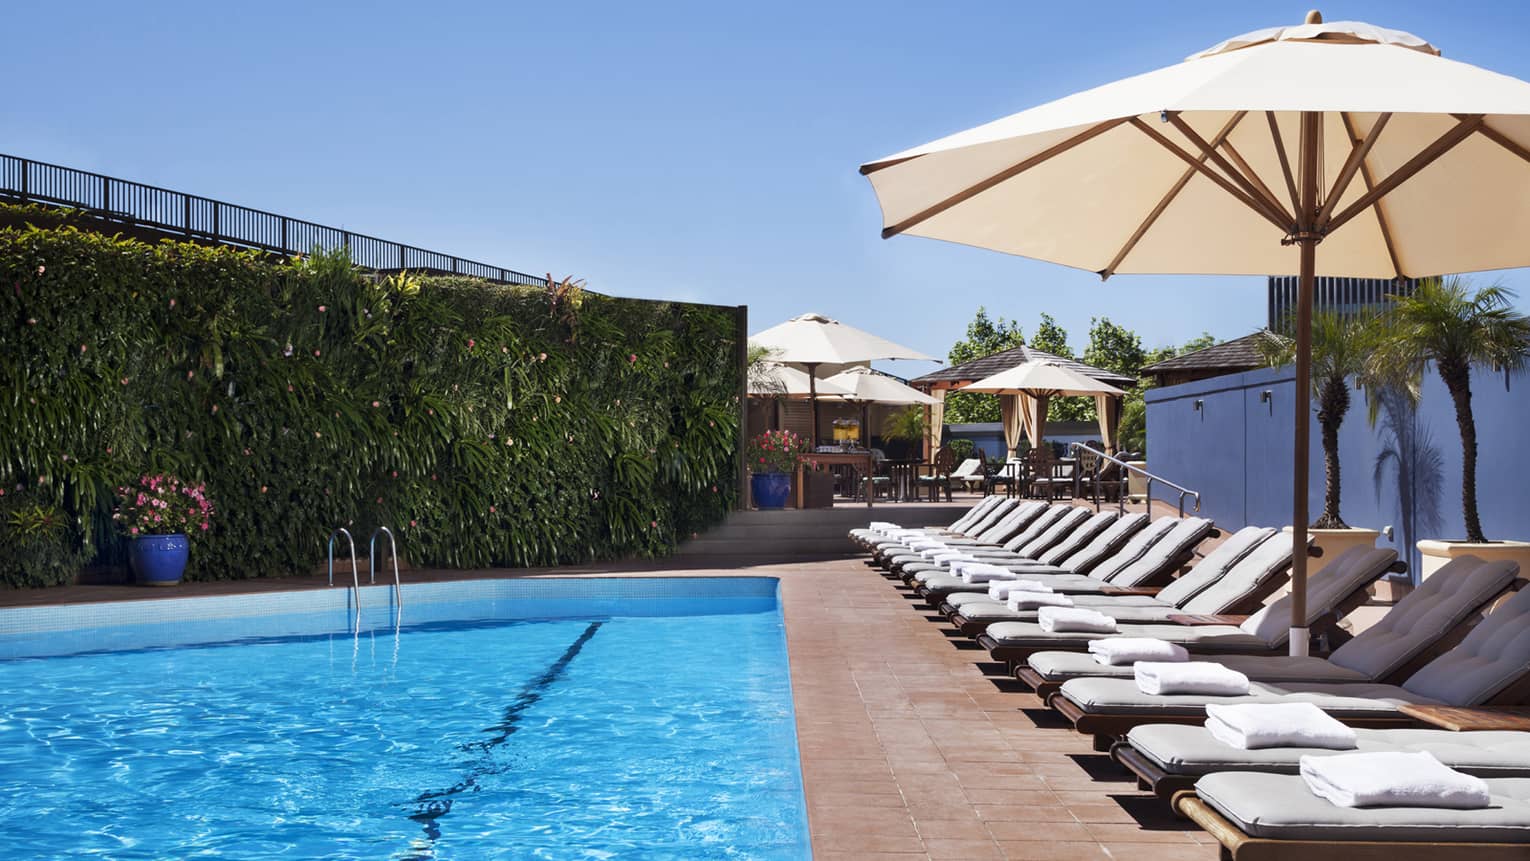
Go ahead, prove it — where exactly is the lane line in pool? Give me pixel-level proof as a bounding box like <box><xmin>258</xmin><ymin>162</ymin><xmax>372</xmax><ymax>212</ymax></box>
<box><xmin>402</xmin><ymin>620</ymin><xmax>604</xmax><ymax>855</ymax></box>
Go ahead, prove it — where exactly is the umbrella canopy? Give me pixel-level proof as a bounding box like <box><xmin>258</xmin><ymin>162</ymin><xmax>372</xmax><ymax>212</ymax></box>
<box><xmin>822</xmin><ymin>366</ymin><xmax>940</xmax><ymax>405</ymax></box>
<box><xmin>859</xmin><ymin>11</ymin><xmax>1530</xmax><ymax>656</ymax></box>
<box><xmin>959</xmin><ymin>361</ymin><xmax>1126</xmax><ymax>454</ymax></box>
<box><xmin>751</xmin><ymin>312</ymin><xmax>935</xmax><ymax>443</ymax></box>
<box><xmin>750</xmin><ymin>312</ymin><xmax>934</xmax><ymax>365</ymax></box>
<box><xmin>749</xmin><ymin>363</ymin><xmax>852</xmax><ymax>399</ymax></box>
<box><xmin>959</xmin><ymin>360</ymin><xmax>1127</xmax><ymax>398</ymax></box>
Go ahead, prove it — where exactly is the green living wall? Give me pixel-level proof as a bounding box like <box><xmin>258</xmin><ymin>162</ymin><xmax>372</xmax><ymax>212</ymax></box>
<box><xmin>0</xmin><ymin>219</ymin><xmax>741</xmax><ymax>587</ymax></box>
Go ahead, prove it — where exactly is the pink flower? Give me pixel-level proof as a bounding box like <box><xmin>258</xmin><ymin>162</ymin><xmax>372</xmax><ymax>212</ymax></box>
<box><xmin>120</xmin><ymin>377</ymin><xmax>129</xmax><ymax>386</ymax></box>
<box><xmin>650</xmin><ymin>520</ymin><xmax>658</xmax><ymax>528</ymax></box>
<box><xmin>168</xmin><ymin>298</ymin><xmax>176</xmax><ymax>309</ymax></box>
<box><xmin>467</xmin><ymin>339</ymin><xmax>475</xmax><ymax>349</ymax></box>
<box><xmin>629</xmin><ymin>354</ymin><xmax>637</xmax><ymax>363</ymax></box>
<box><xmin>26</xmin><ymin>318</ymin><xmax>36</xmax><ymax>325</ymax></box>
<box><xmin>391</xmin><ymin>470</ymin><xmax>398</xmax><ymax>478</ymax></box>
<box><xmin>488</xmin><ymin>505</ymin><xmax>496</xmax><ymax>513</ymax></box>
<box><xmin>200</xmin><ymin>522</ymin><xmax>209</xmax><ymax>531</ymax></box>
<box><xmin>318</xmin><ymin>305</ymin><xmax>327</xmax><ymax>313</ymax></box>
<box><xmin>375</xmin><ymin>497</ymin><xmax>383</xmax><ymax>504</ymax></box>
<box><xmin>130</xmin><ymin>526</ymin><xmax>139</xmax><ymax>535</ymax></box>
<box><xmin>409</xmin><ymin>519</ymin><xmax>417</xmax><ymax>527</ymax></box>
<box><xmin>260</xmin><ymin>486</ymin><xmax>267</xmax><ymax>493</ymax></box>
<box><xmin>79</xmin><ymin>344</ymin><xmax>87</xmax><ymax>354</ymax></box>
<box><xmin>372</xmin><ymin>401</ymin><xmax>380</xmax><ymax>408</ymax></box>
<box><xmin>287</xmin><ymin>384</ymin><xmax>294</xmax><ymax>392</ymax></box>
<box><xmin>538</xmin><ymin>352</ymin><xmax>547</xmax><ymax>361</ymax></box>
<box><xmin>187</xmin><ymin>370</ymin><xmax>195</xmax><ymax>380</ymax></box>
<box><xmin>313</xmin><ymin>350</ymin><xmax>321</xmax><ymax>357</ymax></box>
<box><xmin>36</xmin><ymin>265</ymin><xmax>45</xmax><ymax>276</ymax></box>
<box><xmin>211</xmin><ymin>404</ymin><xmax>218</xmax><ymax>413</ymax></box>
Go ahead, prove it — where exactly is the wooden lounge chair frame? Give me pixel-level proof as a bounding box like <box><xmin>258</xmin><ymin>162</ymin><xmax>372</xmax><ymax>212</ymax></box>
<box><xmin>1172</xmin><ymin>791</ymin><xmax>1529</xmax><ymax>861</ymax></box>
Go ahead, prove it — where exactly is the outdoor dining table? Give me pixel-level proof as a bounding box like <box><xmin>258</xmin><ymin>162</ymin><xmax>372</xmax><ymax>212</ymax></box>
<box><xmin>882</xmin><ymin>458</ymin><xmax>920</xmax><ymax>502</ymax></box>
<box><xmin>796</xmin><ymin>451</ymin><xmax>874</xmax><ymax>509</ymax></box>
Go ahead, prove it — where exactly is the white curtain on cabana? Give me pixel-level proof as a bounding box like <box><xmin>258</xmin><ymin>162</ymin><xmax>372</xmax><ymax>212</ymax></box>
<box><xmin>1095</xmin><ymin>394</ymin><xmax>1122</xmax><ymax>453</ymax></box>
<box><xmin>1021</xmin><ymin>392</ymin><xmax>1050</xmax><ymax>450</ymax></box>
<box><xmin>927</xmin><ymin>388</ymin><xmax>946</xmax><ymax>454</ymax></box>
<box><xmin>999</xmin><ymin>394</ymin><xmax>1025</xmax><ymax>457</ymax></box>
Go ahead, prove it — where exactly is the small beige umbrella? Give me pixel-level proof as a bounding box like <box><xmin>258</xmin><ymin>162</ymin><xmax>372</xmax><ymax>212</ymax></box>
<box><xmin>861</xmin><ymin>11</ymin><xmax>1530</xmax><ymax>655</ymax></box>
<box><xmin>958</xmin><ymin>361</ymin><xmax>1126</xmax><ymax>453</ymax></box>
<box><xmin>749</xmin><ymin>363</ymin><xmax>853</xmax><ymax>399</ymax></box>
<box><xmin>750</xmin><ymin>313</ymin><xmax>935</xmax><ymax>444</ymax></box>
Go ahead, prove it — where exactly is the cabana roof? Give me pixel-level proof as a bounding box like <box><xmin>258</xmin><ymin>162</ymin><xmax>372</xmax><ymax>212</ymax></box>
<box><xmin>909</xmin><ymin>345</ymin><xmax>1135</xmax><ymax>391</ymax></box>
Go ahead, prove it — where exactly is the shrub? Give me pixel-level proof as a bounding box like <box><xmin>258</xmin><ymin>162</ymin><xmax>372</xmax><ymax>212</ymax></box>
<box><xmin>0</xmin><ymin>215</ymin><xmax>741</xmax><ymax>584</ymax></box>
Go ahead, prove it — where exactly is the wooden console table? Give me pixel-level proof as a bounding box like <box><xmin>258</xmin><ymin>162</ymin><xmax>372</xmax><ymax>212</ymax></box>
<box><xmin>797</xmin><ymin>452</ymin><xmax>874</xmax><ymax>509</ymax></box>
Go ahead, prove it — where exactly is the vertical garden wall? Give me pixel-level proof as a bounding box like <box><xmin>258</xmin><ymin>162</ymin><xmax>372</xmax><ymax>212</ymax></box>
<box><xmin>0</xmin><ymin>215</ymin><xmax>742</xmax><ymax>587</ymax></box>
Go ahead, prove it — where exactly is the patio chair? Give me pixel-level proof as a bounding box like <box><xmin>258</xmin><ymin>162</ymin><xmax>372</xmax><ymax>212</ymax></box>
<box><xmin>917</xmin><ymin>446</ymin><xmax>958</xmax><ymax>502</ymax></box>
<box><xmin>907</xmin><ymin>506</ymin><xmax>1142</xmax><ymax>592</ymax></box>
<box><xmin>1025</xmin><ymin>448</ymin><xmax>1069</xmax><ymax>499</ymax></box>
<box><xmin>976</xmin><ymin>545</ymin><xmax>1399</xmax><ymax>667</ymax></box>
<box><xmin>848</xmin><ymin>495</ymin><xmax>1003</xmax><ymax>547</ymax></box>
<box><xmin>1045</xmin><ymin>558</ymin><xmax>1530</xmax><ymax>747</ymax></box>
<box><xmin>949</xmin><ymin>457</ymin><xmax>986</xmax><ymax>495</ymax></box>
<box><xmin>1177</xmin><ymin>771</ymin><xmax>1530</xmax><ymax>860</ymax></box>
<box><xmin>900</xmin><ymin>503</ymin><xmax>1071</xmax><ymax>584</ymax></box>
<box><xmin>1021</xmin><ymin>554</ymin><xmax>1517</xmax><ymax>705</ymax></box>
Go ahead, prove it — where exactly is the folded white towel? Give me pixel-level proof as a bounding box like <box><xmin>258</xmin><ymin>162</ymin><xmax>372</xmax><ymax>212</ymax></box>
<box><xmin>1037</xmin><ymin>607</ymin><xmax>1117</xmax><ymax>634</ymax></box>
<box><xmin>958</xmin><ymin>563</ymin><xmax>1017</xmax><ymax>584</ymax></box>
<box><xmin>869</xmin><ymin>522</ymin><xmax>899</xmax><ymax>531</ymax></box>
<box><xmin>1007</xmin><ymin>592</ymin><xmax>1074</xmax><ymax>611</ymax></box>
<box><xmin>988</xmin><ymin>579</ymin><xmax>1055</xmax><ymax>600</ymax></box>
<box><xmin>1134</xmin><ymin>661</ymin><xmax>1249</xmax><ymax>696</ymax></box>
<box><xmin>1087</xmin><ymin>638</ymin><xmax>1189</xmax><ymax>666</ymax></box>
<box><xmin>932</xmin><ymin>551</ymin><xmax>977</xmax><ymax>565</ymax></box>
<box><xmin>1205</xmin><ymin>703</ymin><xmax>1358</xmax><ymax>750</ymax></box>
<box><xmin>908</xmin><ymin>540</ymin><xmax>946</xmax><ymax>552</ymax></box>
<box><xmin>1300</xmin><ymin>751</ymin><xmax>1491</xmax><ymax>809</ymax></box>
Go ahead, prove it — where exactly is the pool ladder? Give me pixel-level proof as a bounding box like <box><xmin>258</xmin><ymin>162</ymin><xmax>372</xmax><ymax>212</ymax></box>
<box><xmin>327</xmin><ymin>526</ymin><xmax>404</xmax><ymax>609</ymax></box>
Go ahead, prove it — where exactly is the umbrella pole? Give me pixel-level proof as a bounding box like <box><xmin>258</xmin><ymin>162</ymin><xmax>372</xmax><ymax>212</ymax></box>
<box><xmin>1289</xmin><ymin>110</ymin><xmax>1320</xmax><ymax>658</ymax></box>
<box><xmin>807</xmin><ymin>362</ymin><xmax>820</xmax><ymax>446</ymax></box>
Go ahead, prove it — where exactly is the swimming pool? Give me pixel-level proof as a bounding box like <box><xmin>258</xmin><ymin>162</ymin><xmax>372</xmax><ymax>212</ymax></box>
<box><xmin>0</xmin><ymin>577</ymin><xmax>810</xmax><ymax>859</ymax></box>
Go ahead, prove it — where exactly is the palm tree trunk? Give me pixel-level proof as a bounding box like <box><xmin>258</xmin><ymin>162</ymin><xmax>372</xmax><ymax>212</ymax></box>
<box><xmin>1313</xmin><ymin>375</ymin><xmax>1349</xmax><ymax>529</ymax></box>
<box><xmin>1440</xmin><ymin>360</ymin><xmax>1486</xmax><ymax>543</ymax></box>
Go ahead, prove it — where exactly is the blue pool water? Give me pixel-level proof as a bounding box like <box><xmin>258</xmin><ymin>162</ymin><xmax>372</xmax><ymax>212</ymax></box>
<box><xmin>0</xmin><ymin>578</ymin><xmax>810</xmax><ymax>859</ymax></box>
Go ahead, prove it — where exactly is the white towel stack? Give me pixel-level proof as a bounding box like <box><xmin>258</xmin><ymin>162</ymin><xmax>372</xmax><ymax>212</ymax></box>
<box><xmin>932</xmin><ymin>551</ymin><xmax>977</xmax><ymax>565</ymax></box>
<box><xmin>920</xmin><ymin>546</ymin><xmax>957</xmax><ymax>559</ymax></box>
<box><xmin>908</xmin><ymin>540</ymin><xmax>946</xmax><ymax>552</ymax></box>
<box><xmin>1133</xmin><ymin>661</ymin><xmax>1249</xmax><ymax>695</ymax></box>
<box><xmin>988</xmin><ymin>579</ymin><xmax>1055</xmax><ymax>600</ymax></box>
<box><xmin>1087</xmin><ymin>638</ymin><xmax>1189</xmax><ymax>666</ymax></box>
<box><xmin>869</xmin><ymin>522</ymin><xmax>900</xmax><ymax>533</ymax></box>
<box><xmin>958</xmin><ymin>564</ymin><xmax>1017</xmax><ymax>584</ymax></box>
<box><xmin>1037</xmin><ymin>607</ymin><xmax>1118</xmax><ymax>633</ymax></box>
<box><xmin>1007</xmin><ymin>591</ymin><xmax>1074</xmax><ymax>611</ymax></box>
<box><xmin>1205</xmin><ymin>703</ymin><xmax>1358</xmax><ymax>750</ymax></box>
<box><xmin>1300</xmin><ymin>751</ymin><xmax>1492</xmax><ymax>809</ymax></box>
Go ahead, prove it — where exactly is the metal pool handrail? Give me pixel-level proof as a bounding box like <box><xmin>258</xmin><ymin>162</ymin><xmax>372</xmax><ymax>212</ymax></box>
<box><xmin>327</xmin><ymin>527</ymin><xmax>360</xmax><ymax>609</ymax></box>
<box><xmin>368</xmin><ymin>526</ymin><xmax>403</xmax><ymax>609</ymax></box>
<box><xmin>1069</xmin><ymin>442</ymin><xmax>1202</xmax><ymax>517</ymax></box>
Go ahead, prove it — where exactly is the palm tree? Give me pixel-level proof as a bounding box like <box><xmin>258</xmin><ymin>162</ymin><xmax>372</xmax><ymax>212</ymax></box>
<box><xmin>1255</xmin><ymin>310</ymin><xmax>1377</xmax><ymax>529</ymax></box>
<box><xmin>1363</xmin><ymin>277</ymin><xmax>1530</xmax><ymax>544</ymax></box>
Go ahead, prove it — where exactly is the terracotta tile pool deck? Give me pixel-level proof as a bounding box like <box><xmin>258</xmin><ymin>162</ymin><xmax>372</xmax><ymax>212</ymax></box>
<box><xmin>3</xmin><ymin>552</ymin><xmax>1218</xmax><ymax>859</ymax></box>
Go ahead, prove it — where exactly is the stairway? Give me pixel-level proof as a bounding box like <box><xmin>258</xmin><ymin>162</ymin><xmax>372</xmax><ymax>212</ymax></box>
<box><xmin>675</xmin><ymin>504</ymin><xmax>965</xmax><ymax>562</ymax></box>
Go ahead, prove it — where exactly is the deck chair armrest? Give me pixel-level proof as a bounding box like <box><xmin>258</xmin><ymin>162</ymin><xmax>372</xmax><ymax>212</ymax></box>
<box><xmin>1166</xmin><ymin>613</ymin><xmax>1250</xmax><ymax>626</ymax></box>
<box><xmin>1100</xmin><ymin>586</ymin><xmax>1163</xmax><ymax>596</ymax></box>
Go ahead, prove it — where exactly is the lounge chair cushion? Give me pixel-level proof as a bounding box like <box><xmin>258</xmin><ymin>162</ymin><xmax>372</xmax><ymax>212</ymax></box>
<box><xmin>1104</xmin><ymin>517</ymin><xmax>1215</xmax><ymax>587</ymax></box>
<box><xmin>1402</xmin><ymin>584</ymin><xmax>1530</xmax><ymax>706</ymax></box>
<box><xmin>1195</xmin><ymin>772</ymin><xmax>1530</xmax><ymax>843</ymax></box>
<box><xmin>1126</xmin><ymin>724</ymin><xmax>1530</xmax><ymax>778</ymax></box>
<box><xmin>984</xmin><ymin>619</ymin><xmax>1268</xmax><ymax>652</ymax></box>
<box><xmin>1055</xmin><ymin>677</ymin><xmax>1440</xmax><ymax>717</ymax></box>
<box><xmin>1176</xmin><ymin>532</ymin><xmax>1293</xmax><ymax>614</ymax></box>
<box><xmin>1024</xmin><ymin>651</ymin><xmax>1373</xmax><ymax>687</ymax></box>
<box><xmin>1053</xmin><ymin>513</ymin><xmax>1151</xmax><ymax>574</ymax></box>
<box><xmin>1078</xmin><ymin>516</ymin><xmax>1180</xmax><ymax>580</ymax></box>
<box><xmin>1153</xmin><ymin>526</ymin><xmax>1276</xmax><ymax>607</ymax></box>
<box><xmin>1325</xmin><ymin>556</ymin><xmax>1518</xmax><ymax>681</ymax></box>
<box><xmin>1235</xmin><ymin>546</ymin><xmax>1398</xmax><ymax>643</ymax></box>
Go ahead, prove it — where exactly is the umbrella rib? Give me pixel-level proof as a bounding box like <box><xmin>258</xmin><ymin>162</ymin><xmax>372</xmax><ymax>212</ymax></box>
<box><xmin>1167</xmin><ymin>113</ymin><xmax>1293</xmax><ymax>225</ymax></box>
<box><xmin>1101</xmin><ymin>112</ymin><xmax>1246</xmax><ymax>279</ymax></box>
<box><xmin>1266</xmin><ymin>111</ymin><xmax>1303</xmax><ymax>219</ymax></box>
<box><xmin>880</xmin><ymin>117</ymin><xmax>1132</xmax><ymax>239</ymax></box>
<box><xmin>1338</xmin><ymin>112</ymin><xmax>1405</xmax><ymax>280</ymax></box>
<box><xmin>1218</xmin><ymin>137</ymin><xmax>1285</xmax><ymax>221</ymax></box>
<box><xmin>1315</xmin><ymin>113</ymin><xmax>1392</xmax><ymax>230</ymax></box>
<box><xmin>1464</xmin><ymin>116</ymin><xmax>1530</xmax><ymax>166</ymax></box>
<box><xmin>1128</xmin><ymin>118</ymin><xmax>1290</xmax><ymax>233</ymax></box>
<box><xmin>1327</xmin><ymin>115</ymin><xmax>1485</xmax><ymax>233</ymax></box>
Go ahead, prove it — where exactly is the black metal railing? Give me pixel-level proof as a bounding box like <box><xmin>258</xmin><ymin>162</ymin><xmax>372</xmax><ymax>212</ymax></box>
<box><xmin>1070</xmin><ymin>441</ymin><xmax>1201</xmax><ymax>517</ymax></box>
<box><xmin>0</xmin><ymin>153</ymin><xmax>545</xmax><ymax>286</ymax></box>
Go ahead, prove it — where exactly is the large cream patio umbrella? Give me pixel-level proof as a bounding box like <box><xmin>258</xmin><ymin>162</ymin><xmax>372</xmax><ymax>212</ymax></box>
<box><xmin>748</xmin><ymin>362</ymin><xmax>853</xmax><ymax>399</ymax></box>
<box><xmin>750</xmin><ymin>312</ymin><xmax>934</xmax><ymax>444</ymax></box>
<box><xmin>958</xmin><ymin>361</ymin><xmax>1126</xmax><ymax>455</ymax></box>
<box><xmin>822</xmin><ymin>365</ymin><xmax>938</xmax><ymax>447</ymax></box>
<box><xmin>860</xmin><ymin>11</ymin><xmax>1530</xmax><ymax>656</ymax></box>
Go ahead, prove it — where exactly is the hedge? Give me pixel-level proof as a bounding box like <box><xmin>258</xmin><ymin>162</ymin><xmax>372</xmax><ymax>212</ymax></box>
<box><xmin>0</xmin><ymin>219</ymin><xmax>741</xmax><ymax>587</ymax></box>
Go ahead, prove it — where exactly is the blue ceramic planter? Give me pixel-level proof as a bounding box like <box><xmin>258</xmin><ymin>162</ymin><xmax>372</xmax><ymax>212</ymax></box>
<box><xmin>751</xmin><ymin>472</ymin><xmax>791</xmax><ymax>510</ymax></box>
<box><xmin>130</xmin><ymin>533</ymin><xmax>190</xmax><ymax>586</ymax></box>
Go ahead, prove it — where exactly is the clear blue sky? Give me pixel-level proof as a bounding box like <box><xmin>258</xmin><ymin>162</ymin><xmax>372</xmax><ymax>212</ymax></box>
<box><xmin>8</xmin><ymin>1</ymin><xmax>1530</xmax><ymax>379</ymax></box>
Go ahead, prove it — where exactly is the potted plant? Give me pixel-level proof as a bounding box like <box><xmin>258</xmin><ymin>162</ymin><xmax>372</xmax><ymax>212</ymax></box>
<box><xmin>1256</xmin><ymin>310</ymin><xmax>1384</xmax><ymax>573</ymax></box>
<box><xmin>1364</xmin><ymin>276</ymin><xmax>1530</xmax><ymax>577</ymax></box>
<box><xmin>114</xmin><ymin>474</ymin><xmax>214</xmax><ymax>586</ymax></box>
<box><xmin>746</xmin><ymin>429</ymin><xmax>807</xmax><ymax>510</ymax></box>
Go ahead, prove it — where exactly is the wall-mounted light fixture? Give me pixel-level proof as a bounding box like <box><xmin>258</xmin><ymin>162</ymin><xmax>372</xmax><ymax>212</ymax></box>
<box><xmin>1192</xmin><ymin>399</ymin><xmax>1204</xmax><ymax>412</ymax></box>
<box><xmin>1260</xmin><ymin>389</ymin><xmax>1273</xmax><ymax>416</ymax></box>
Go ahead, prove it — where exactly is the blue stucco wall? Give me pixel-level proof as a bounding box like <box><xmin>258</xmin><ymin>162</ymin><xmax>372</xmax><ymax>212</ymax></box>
<box><xmin>1145</xmin><ymin>365</ymin><xmax>1530</xmax><ymax>580</ymax></box>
